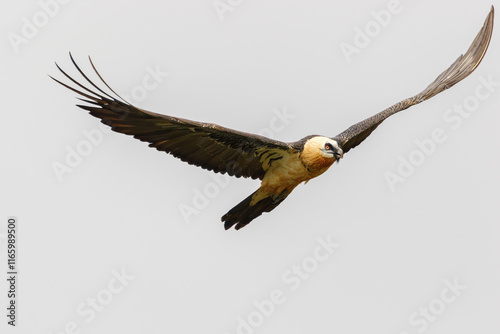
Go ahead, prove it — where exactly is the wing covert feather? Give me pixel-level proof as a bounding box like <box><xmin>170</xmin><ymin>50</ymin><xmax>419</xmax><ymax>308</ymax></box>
<box><xmin>52</xmin><ymin>55</ymin><xmax>294</xmax><ymax>180</ymax></box>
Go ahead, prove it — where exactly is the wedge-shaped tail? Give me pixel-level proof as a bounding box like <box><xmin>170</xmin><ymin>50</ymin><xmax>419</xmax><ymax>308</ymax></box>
<box><xmin>222</xmin><ymin>189</ymin><xmax>289</xmax><ymax>230</ymax></box>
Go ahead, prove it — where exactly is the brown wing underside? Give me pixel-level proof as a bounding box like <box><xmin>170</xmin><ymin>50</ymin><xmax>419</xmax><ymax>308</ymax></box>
<box><xmin>334</xmin><ymin>6</ymin><xmax>494</xmax><ymax>154</ymax></box>
<box><xmin>51</xmin><ymin>55</ymin><xmax>295</xmax><ymax>180</ymax></box>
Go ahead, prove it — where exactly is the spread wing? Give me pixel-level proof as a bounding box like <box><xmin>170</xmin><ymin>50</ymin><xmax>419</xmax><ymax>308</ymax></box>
<box><xmin>51</xmin><ymin>54</ymin><xmax>296</xmax><ymax>180</ymax></box>
<box><xmin>334</xmin><ymin>6</ymin><xmax>494</xmax><ymax>154</ymax></box>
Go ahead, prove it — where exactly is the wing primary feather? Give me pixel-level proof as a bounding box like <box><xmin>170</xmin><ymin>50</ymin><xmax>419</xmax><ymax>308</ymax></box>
<box><xmin>68</xmin><ymin>52</ymin><xmax>117</xmax><ymax>101</ymax></box>
<box><xmin>52</xmin><ymin>62</ymin><xmax>106</xmax><ymax>101</ymax></box>
<box><xmin>76</xmin><ymin>98</ymin><xmax>102</xmax><ymax>106</ymax></box>
<box><xmin>88</xmin><ymin>55</ymin><xmax>131</xmax><ymax>105</ymax></box>
<box><xmin>49</xmin><ymin>74</ymin><xmax>102</xmax><ymax>103</ymax></box>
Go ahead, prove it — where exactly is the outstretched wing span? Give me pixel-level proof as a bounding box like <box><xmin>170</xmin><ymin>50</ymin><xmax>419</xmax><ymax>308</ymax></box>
<box><xmin>51</xmin><ymin>54</ymin><xmax>296</xmax><ymax>180</ymax></box>
<box><xmin>334</xmin><ymin>6</ymin><xmax>494</xmax><ymax>154</ymax></box>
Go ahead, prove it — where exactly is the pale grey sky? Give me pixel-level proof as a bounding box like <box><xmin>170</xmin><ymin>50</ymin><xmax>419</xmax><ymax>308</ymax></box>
<box><xmin>1</xmin><ymin>1</ymin><xmax>499</xmax><ymax>333</ymax></box>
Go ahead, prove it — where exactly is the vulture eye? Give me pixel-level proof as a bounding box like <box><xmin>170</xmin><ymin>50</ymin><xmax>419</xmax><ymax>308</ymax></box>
<box><xmin>324</xmin><ymin>143</ymin><xmax>333</xmax><ymax>151</ymax></box>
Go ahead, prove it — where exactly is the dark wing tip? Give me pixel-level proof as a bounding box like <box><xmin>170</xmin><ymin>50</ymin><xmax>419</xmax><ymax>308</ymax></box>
<box><xmin>334</xmin><ymin>7</ymin><xmax>494</xmax><ymax>155</ymax></box>
<box><xmin>52</xmin><ymin>53</ymin><xmax>111</xmax><ymax>103</ymax></box>
<box><xmin>419</xmin><ymin>6</ymin><xmax>494</xmax><ymax>101</ymax></box>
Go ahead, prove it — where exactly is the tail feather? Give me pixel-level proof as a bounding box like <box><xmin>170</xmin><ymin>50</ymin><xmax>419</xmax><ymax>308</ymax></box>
<box><xmin>222</xmin><ymin>190</ymin><xmax>288</xmax><ymax>230</ymax></box>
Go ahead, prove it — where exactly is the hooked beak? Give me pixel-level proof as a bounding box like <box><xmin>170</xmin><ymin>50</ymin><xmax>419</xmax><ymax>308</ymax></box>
<box><xmin>321</xmin><ymin>147</ymin><xmax>343</xmax><ymax>161</ymax></box>
<box><xmin>333</xmin><ymin>149</ymin><xmax>343</xmax><ymax>160</ymax></box>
